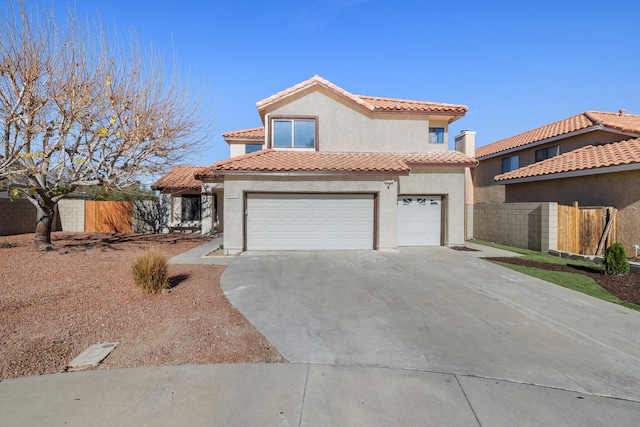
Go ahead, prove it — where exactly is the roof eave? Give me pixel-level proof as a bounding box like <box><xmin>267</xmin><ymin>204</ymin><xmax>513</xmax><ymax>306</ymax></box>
<box><xmin>478</xmin><ymin>125</ymin><xmax>640</xmax><ymax>160</ymax></box>
<box><xmin>495</xmin><ymin>162</ymin><xmax>640</xmax><ymax>184</ymax></box>
<box><xmin>204</xmin><ymin>170</ymin><xmax>411</xmax><ymax>177</ymax></box>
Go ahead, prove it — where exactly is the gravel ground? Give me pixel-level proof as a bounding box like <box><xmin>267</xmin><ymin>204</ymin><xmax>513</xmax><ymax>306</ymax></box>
<box><xmin>0</xmin><ymin>232</ymin><xmax>285</xmax><ymax>380</ymax></box>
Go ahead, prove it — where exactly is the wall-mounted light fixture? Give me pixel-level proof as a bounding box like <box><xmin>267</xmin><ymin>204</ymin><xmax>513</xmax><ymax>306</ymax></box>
<box><xmin>384</xmin><ymin>179</ymin><xmax>394</xmax><ymax>189</ymax></box>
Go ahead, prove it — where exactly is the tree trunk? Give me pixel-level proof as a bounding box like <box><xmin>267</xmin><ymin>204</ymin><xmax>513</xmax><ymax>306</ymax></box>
<box><xmin>34</xmin><ymin>201</ymin><xmax>55</xmax><ymax>250</ymax></box>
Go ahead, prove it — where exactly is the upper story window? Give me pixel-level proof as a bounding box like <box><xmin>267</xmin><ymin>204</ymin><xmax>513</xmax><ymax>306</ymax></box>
<box><xmin>429</xmin><ymin>127</ymin><xmax>445</xmax><ymax>144</ymax></box>
<box><xmin>535</xmin><ymin>145</ymin><xmax>560</xmax><ymax>162</ymax></box>
<box><xmin>501</xmin><ymin>155</ymin><xmax>519</xmax><ymax>174</ymax></box>
<box><xmin>245</xmin><ymin>143</ymin><xmax>263</xmax><ymax>154</ymax></box>
<box><xmin>272</xmin><ymin>117</ymin><xmax>316</xmax><ymax>149</ymax></box>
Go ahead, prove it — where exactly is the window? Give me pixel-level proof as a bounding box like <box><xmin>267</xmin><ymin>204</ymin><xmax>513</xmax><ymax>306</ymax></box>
<box><xmin>429</xmin><ymin>127</ymin><xmax>445</xmax><ymax>144</ymax></box>
<box><xmin>535</xmin><ymin>145</ymin><xmax>560</xmax><ymax>162</ymax></box>
<box><xmin>181</xmin><ymin>195</ymin><xmax>201</xmax><ymax>222</ymax></box>
<box><xmin>245</xmin><ymin>143</ymin><xmax>263</xmax><ymax>154</ymax></box>
<box><xmin>272</xmin><ymin>118</ymin><xmax>316</xmax><ymax>148</ymax></box>
<box><xmin>501</xmin><ymin>155</ymin><xmax>519</xmax><ymax>174</ymax></box>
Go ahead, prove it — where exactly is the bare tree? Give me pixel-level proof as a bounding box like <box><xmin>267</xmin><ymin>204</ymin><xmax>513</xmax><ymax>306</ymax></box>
<box><xmin>0</xmin><ymin>1</ymin><xmax>207</xmax><ymax>248</ymax></box>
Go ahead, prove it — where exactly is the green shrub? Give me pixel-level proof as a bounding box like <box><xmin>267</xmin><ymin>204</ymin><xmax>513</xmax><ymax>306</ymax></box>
<box><xmin>132</xmin><ymin>248</ymin><xmax>169</xmax><ymax>294</ymax></box>
<box><xmin>603</xmin><ymin>243</ymin><xmax>630</xmax><ymax>275</ymax></box>
<box><xmin>0</xmin><ymin>241</ymin><xmax>17</xmax><ymax>248</ymax></box>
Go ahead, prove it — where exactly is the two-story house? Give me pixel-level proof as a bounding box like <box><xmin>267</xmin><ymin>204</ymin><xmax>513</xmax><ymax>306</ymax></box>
<box><xmin>473</xmin><ymin>110</ymin><xmax>640</xmax><ymax>253</ymax></box>
<box><xmin>196</xmin><ymin>75</ymin><xmax>477</xmax><ymax>254</ymax></box>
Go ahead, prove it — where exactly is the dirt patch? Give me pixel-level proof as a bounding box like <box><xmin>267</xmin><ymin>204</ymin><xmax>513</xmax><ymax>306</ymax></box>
<box><xmin>0</xmin><ymin>232</ymin><xmax>285</xmax><ymax>379</ymax></box>
<box><xmin>487</xmin><ymin>257</ymin><xmax>640</xmax><ymax>305</ymax></box>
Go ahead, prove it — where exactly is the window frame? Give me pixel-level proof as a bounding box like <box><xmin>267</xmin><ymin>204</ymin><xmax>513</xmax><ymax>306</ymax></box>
<box><xmin>245</xmin><ymin>143</ymin><xmax>263</xmax><ymax>154</ymax></box>
<box><xmin>181</xmin><ymin>194</ymin><xmax>202</xmax><ymax>222</ymax></box>
<box><xmin>429</xmin><ymin>127</ymin><xmax>445</xmax><ymax>144</ymax></box>
<box><xmin>501</xmin><ymin>155</ymin><xmax>520</xmax><ymax>174</ymax></box>
<box><xmin>268</xmin><ymin>115</ymin><xmax>319</xmax><ymax>150</ymax></box>
<box><xmin>535</xmin><ymin>145</ymin><xmax>560</xmax><ymax>162</ymax></box>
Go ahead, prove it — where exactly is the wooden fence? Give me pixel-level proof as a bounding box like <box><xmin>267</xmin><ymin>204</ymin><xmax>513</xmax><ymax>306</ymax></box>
<box><xmin>557</xmin><ymin>202</ymin><xmax>617</xmax><ymax>255</ymax></box>
<box><xmin>85</xmin><ymin>201</ymin><xmax>133</xmax><ymax>233</ymax></box>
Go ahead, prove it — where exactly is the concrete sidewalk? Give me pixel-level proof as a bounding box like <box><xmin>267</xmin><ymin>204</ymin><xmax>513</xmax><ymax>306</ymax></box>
<box><xmin>167</xmin><ymin>234</ymin><xmax>237</xmax><ymax>265</ymax></box>
<box><xmin>2</xmin><ymin>363</ymin><xmax>639</xmax><ymax>426</ymax></box>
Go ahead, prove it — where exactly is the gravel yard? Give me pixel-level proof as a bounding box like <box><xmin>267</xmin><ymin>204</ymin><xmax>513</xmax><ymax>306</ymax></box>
<box><xmin>0</xmin><ymin>232</ymin><xmax>284</xmax><ymax>379</ymax></box>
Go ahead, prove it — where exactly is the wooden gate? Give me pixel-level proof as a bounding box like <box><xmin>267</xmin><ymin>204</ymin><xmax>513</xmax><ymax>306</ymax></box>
<box><xmin>557</xmin><ymin>202</ymin><xmax>617</xmax><ymax>255</ymax></box>
<box><xmin>85</xmin><ymin>201</ymin><xmax>133</xmax><ymax>232</ymax></box>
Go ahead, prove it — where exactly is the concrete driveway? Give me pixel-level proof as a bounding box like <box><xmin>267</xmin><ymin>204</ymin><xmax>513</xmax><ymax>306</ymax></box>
<box><xmin>221</xmin><ymin>247</ymin><xmax>640</xmax><ymax>402</ymax></box>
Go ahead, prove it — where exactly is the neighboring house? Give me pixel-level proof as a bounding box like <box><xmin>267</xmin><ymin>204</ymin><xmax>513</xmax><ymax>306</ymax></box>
<box><xmin>196</xmin><ymin>75</ymin><xmax>477</xmax><ymax>254</ymax></box>
<box><xmin>473</xmin><ymin>110</ymin><xmax>640</xmax><ymax>253</ymax></box>
<box><xmin>151</xmin><ymin>165</ymin><xmax>220</xmax><ymax>234</ymax></box>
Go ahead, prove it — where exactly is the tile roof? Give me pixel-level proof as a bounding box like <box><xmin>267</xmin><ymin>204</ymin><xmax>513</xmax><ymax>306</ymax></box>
<box><xmin>222</xmin><ymin>127</ymin><xmax>265</xmax><ymax>140</ymax></box>
<box><xmin>494</xmin><ymin>137</ymin><xmax>640</xmax><ymax>182</ymax></box>
<box><xmin>255</xmin><ymin>75</ymin><xmax>468</xmax><ymax>116</ymax></box>
<box><xmin>476</xmin><ymin>110</ymin><xmax>640</xmax><ymax>158</ymax></box>
<box><xmin>151</xmin><ymin>165</ymin><xmax>207</xmax><ymax>191</ymax></box>
<box><xmin>196</xmin><ymin>149</ymin><xmax>477</xmax><ymax>178</ymax></box>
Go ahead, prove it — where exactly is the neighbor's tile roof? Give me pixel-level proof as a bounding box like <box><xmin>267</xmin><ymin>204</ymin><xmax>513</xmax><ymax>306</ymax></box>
<box><xmin>476</xmin><ymin>111</ymin><xmax>640</xmax><ymax>158</ymax></box>
<box><xmin>255</xmin><ymin>75</ymin><xmax>468</xmax><ymax>115</ymax></box>
<box><xmin>494</xmin><ymin>137</ymin><xmax>640</xmax><ymax>182</ymax></box>
<box><xmin>222</xmin><ymin>127</ymin><xmax>265</xmax><ymax>140</ymax></box>
<box><xmin>151</xmin><ymin>165</ymin><xmax>208</xmax><ymax>191</ymax></box>
<box><xmin>196</xmin><ymin>149</ymin><xmax>477</xmax><ymax>178</ymax></box>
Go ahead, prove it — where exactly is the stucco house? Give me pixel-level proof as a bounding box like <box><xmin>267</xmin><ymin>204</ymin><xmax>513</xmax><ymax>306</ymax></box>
<box><xmin>195</xmin><ymin>75</ymin><xmax>477</xmax><ymax>254</ymax></box>
<box><xmin>473</xmin><ymin>110</ymin><xmax>640</xmax><ymax>253</ymax></box>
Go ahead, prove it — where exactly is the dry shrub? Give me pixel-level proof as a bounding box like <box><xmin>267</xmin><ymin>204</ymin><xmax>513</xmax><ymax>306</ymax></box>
<box><xmin>131</xmin><ymin>248</ymin><xmax>169</xmax><ymax>294</ymax></box>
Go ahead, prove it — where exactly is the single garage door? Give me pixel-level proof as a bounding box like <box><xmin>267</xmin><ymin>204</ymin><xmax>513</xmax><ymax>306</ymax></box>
<box><xmin>247</xmin><ymin>193</ymin><xmax>374</xmax><ymax>250</ymax></box>
<box><xmin>397</xmin><ymin>196</ymin><xmax>441</xmax><ymax>246</ymax></box>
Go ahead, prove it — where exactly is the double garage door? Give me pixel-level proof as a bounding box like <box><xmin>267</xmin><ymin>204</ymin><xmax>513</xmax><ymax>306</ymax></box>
<box><xmin>246</xmin><ymin>193</ymin><xmax>442</xmax><ymax>250</ymax></box>
<box><xmin>247</xmin><ymin>194</ymin><xmax>374</xmax><ymax>250</ymax></box>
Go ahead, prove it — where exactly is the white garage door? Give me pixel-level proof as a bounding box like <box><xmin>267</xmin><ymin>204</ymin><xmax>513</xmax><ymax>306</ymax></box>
<box><xmin>397</xmin><ymin>196</ymin><xmax>441</xmax><ymax>246</ymax></box>
<box><xmin>247</xmin><ymin>193</ymin><xmax>374</xmax><ymax>250</ymax></box>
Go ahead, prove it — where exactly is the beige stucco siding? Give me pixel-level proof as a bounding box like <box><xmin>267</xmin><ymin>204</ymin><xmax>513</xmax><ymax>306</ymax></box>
<box><xmin>219</xmin><ymin>168</ymin><xmax>467</xmax><ymax>254</ymax></box>
<box><xmin>398</xmin><ymin>167</ymin><xmax>466</xmax><ymax>245</ymax></box>
<box><xmin>504</xmin><ymin>169</ymin><xmax>640</xmax><ymax>254</ymax></box>
<box><xmin>264</xmin><ymin>89</ymin><xmax>448</xmax><ymax>153</ymax></box>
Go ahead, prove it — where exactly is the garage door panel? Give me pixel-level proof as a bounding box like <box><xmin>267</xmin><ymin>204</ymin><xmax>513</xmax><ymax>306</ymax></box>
<box><xmin>397</xmin><ymin>196</ymin><xmax>441</xmax><ymax>246</ymax></box>
<box><xmin>247</xmin><ymin>194</ymin><xmax>374</xmax><ymax>250</ymax></box>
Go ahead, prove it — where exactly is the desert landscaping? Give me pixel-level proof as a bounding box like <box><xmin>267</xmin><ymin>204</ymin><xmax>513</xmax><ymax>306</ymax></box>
<box><xmin>0</xmin><ymin>232</ymin><xmax>284</xmax><ymax>379</ymax></box>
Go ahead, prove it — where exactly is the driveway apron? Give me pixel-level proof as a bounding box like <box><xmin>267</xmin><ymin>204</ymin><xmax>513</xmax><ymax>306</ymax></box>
<box><xmin>221</xmin><ymin>247</ymin><xmax>640</xmax><ymax>402</ymax></box>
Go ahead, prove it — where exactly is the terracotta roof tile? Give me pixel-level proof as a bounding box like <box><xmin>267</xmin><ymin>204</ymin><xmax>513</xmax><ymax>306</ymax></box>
<box><xmin>356</xmin><ymin>95</ymin><xmax>468</xmax><ymax>114</ymax></box>
<box><xmin>151</xmin><ymin>165</ymin><xmax>207</xmax><ymax>191</ymax></box>
<box><xmin>196</xmin><ymin>150</ymin><xmax>477</xmax><ymax>178</ymax></box>
<box><xmin>255</xmin><ymin>75</ymin><xmax>467</xmax><ymax>116</ymax></box>
<box><xmin>222</xmin><ymin>127</ymin><xmax>265</xmax><ymax>140</ymax></box>
<box><xmin>476</xmin><ymin>111</ymin><xmax>640</xmax><ymax>158</ymax></box>
<box><xmin>495</xmin><ymin>137</ymin><xmax>640</xmax><ymax>182</ymax></box>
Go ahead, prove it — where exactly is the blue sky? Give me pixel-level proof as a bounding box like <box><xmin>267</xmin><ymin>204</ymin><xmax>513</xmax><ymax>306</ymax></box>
<box><xmin>16</xmin><ymin>0</ymin><xmax>640</xmax><ymax>166</ymax></box>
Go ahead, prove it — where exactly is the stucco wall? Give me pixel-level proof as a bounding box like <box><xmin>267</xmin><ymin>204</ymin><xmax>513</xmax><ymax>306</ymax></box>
<box><xmin>265</xmin><ymin>89</ymin><xmax>449</xmax><ymax>153</ymax></box>
<box><xmin>398</xmin><ymin>167</ymin><xmax>466</xmax><ymax>245</ymax></box>
<box><xmin>473</xmin><ymin>203</ymin><xmax>558</xmax><ymax>252</ymax></box>
<box><xmin>504</xmin><ymin>169</ymin><xmax>640</xmax><ymax>254</ymax></box>
<box><xmin>220</xmin><ymin>168</ymin><xmax>467</xmax><ymax>254</ymax></box>
<box><xmin>474</xmin><ymin>130</ymin><xmax>632</xmax><ymax>204</ymax></box>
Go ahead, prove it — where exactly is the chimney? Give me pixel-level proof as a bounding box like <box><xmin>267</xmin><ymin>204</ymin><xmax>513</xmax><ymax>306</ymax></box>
<box><xmin>619</xmin><ymin>109</ymin><xmax>626</xmax><ymax>116</ymax></box>
<box><xmin>455</xmin><ymin>130</ymin><xmax>476</xmax><ymax>157</ymax></box>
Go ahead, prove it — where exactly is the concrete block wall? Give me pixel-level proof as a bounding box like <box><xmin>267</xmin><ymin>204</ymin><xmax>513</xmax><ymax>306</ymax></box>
<box><xmin>56</xmin><ymin>199</ymin><xmax>85</xmax><ymax>232</ymax></box>
<box><xmin>0</xmin><ymin>198</ymin><xmax>36</xmax><ymax>235</ymax></box>
<box><xmin>473</xmin><ymin>202</ymin><xmax>558</xmax><ymax>252</ymax></box>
